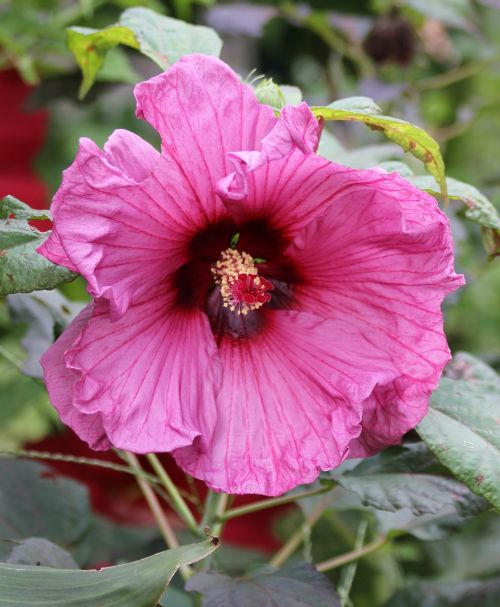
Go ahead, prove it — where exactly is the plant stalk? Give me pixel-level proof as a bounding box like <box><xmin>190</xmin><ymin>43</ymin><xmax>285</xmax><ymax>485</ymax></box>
<box><xmin>146</xmin><ymin>453</ymin><xmax>200</xmax><ymax>537</ymax></box>
<box><xmin>122</xmin><ymin>453</ymin><xmax>194</xmax><ymax>580</ymax></box>
<box><xmin>316</xmin><ymin>534</ymin><xmax>388</xmax><ymax>572</ymax></box>
<box><xmin>219</xmin><ymin>483</ymin><xmax>334</xmax><ymax>522</ymax></box>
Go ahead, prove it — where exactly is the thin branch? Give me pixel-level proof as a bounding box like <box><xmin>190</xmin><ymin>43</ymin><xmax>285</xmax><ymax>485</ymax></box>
<box><xmin>219</xmin><ymin>483</ymin><xmax>334</xmax><ymax>522</ymax></box>
<box><xmin>0</xmin><ymin>449</ymin><xmax>161</xmax><ymax>486</ymax></box>
<box><xmin>122</xmin><ymin>452</ymin><xmax>192</xmax><ymax>581</ymax></box>
<box><xmin>337</xmin><ymin>520</ymin><xmax>368</xmax><ymax>606</ymax></box>
<box><xmin>316</xmin><ymin>535</ymin><xmax>388</xmax><ymax>573</ymax></box>
<box><xmin>269</xmin><ymin>491</ymin><xmax>334</xmax><ymax>568</ymax></box>
<box><xmin>408</xmin><ymin>55</ymin><xmax>499</xmax><ymax>94</ymax></box>
<box><xmin>0</xmin><ymin>345</ymin><xmax>24</xmax><ymax>371</ymax></box>
<box><xmin>146</xmin><ymin>453</ymin><xmax>200</xmax><ymax>536</ymax></box>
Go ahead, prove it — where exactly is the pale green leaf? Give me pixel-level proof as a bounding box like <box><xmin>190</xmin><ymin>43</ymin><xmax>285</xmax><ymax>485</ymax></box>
<box><xmin>68</xmin><ymin>7</ymin><xmax>222</xmax><ymax>98</ymax></box>
<box><xmin>327</xmin><ymin>96</ymin><xmax>382</xmax><ymax>115</ymax></box>
<box><xmin>0</xmin><ymin>540</ymin><xmax>218</xmax><ymax>607</ymax></box>
<box><xmin>119</xmin><ymin>7</ymin><xmax>222</xmax><ymax>69</ymax></box>
<box><xmin>7</xmin><ymin>290</ymin><xmax>84</xmax><ymax>378</ymax></box>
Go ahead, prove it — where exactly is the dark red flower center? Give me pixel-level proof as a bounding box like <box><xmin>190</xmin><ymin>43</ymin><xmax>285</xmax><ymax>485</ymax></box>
<box><xmin>211</xmin><ymin>248</ymin><xmax>274</xmax><ymax>316</ymax></box>
<box><xmin>173</xmin><ymin>218</ymin><xmax>298</xmax><ymax>341</ymax></box>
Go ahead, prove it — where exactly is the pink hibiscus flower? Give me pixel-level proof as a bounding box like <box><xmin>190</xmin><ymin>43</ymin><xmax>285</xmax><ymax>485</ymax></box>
<box><xmin>38</xmin><ymin>54</ymin><xmax>463</xmax><ymax>496</ymax></box>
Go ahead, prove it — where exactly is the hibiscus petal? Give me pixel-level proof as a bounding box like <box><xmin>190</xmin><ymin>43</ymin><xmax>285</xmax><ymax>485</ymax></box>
<box><xmin>285</xmin><ymin>169</ymin><xmax>464</xmax><ymax>455</ymax></box>
<box><xmin>218</xmin><ymin>146</ymin><xmax>386</xmax><ymax>242</ymax></box>
<box><xmin>134</xmin><ymin>53</ymin><xmax>277</xmax><ymax>220</ymax></box>
<box><xmin>40</xmin><ymin>305</ymin><xmax>111</xmax><ymax>450</ymax></box>
<box><xmin>60</xmin><ymin>288</ymin><xmax>221</xmax><ymax>453</ymax></box>
<box><xmin>38</xmin><ymin>226</ymin><xmax>78</xmax><ymax>272</ymax></box>
<box><xmin>103</xmin><ymin>128</ymin><xmax>160</xmax><ymax>182</ymax></box>
<box><xmin>38</xmin><ymin>136</ymin><xmax>215</xmax><ymax>319</ymax></box>
<box><xmin>173</xmin><ymin>310</ymin><xmax>397</xmax><ymax>496</ymax></box>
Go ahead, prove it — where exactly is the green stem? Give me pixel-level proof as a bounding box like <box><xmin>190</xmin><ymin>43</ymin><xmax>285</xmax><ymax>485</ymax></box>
<box><xmin>0</xmin><ymin>345</ymin><xmax>24</xmax><ymax>371</ymax></box>
<box><xmin>269</xmin><ymin>490</ymin><xmax>334</xmax><ymax>568</ymax></box>
<box><xmin>316</xmin><ymin>534</ymin><xmax>388</xmax><ymax>572</ymax></box>
<box><xmin>146</xmin><ymin>453</ymin><xmax>200</xmax><ymax>537</ymax></box>
<box><xmin>0</xmin><ymin>449</ymin><xmax>161</xmax><ymax>486</ymax></box>
<box><xmin>408</xmin><ymin>55</ymin><xmax>500</xmax><ymax>94</ymax></box>
<box><xmin>337</xmin><ymin>520</ymin><xmax>368</xmax><ymax>606</ymax></box>
<box><xmin>219</xmin><ymin>483</ymin><xmax>334</xmax><ymax>522</ymax></box>
<box><xmin>123</xmin><ymin>453</ymin><xmax>192</xmax><ymax>581</ymax></box>
<box><xmin>211</xmin><ymin>493</ymin><xmax>229</xmax><ymax>536</ymax></box>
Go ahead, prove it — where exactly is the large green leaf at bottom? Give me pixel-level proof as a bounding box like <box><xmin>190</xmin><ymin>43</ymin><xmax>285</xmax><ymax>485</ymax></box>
<box><xmin>417</xmin><ymin>353</ymin><xmax>500</xmax><ymax>511</ymax></box>
<box><xmin>0</xmin><ymin>540</ymin><xmax>218</xmax><ymax>607</ymax></box>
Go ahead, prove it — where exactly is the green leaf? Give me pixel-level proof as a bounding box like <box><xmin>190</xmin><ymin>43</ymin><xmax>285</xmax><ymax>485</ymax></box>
<box><xmin>334</xmin><ymin>444</ymin><xmax>485</xmax><ymax>516</ymax></box>
<box><xmin>0</xmin><ymin>460</ymin><xmax>91</xmax><ymax>553</ymax></box>
<box><xmin>375</xmin><ymin>497</ymin><xmax>489</xmax><ymax>541</ymax></box>
<box><xmin>119</xmin><ymin>7</ymin><xmax>222</xmax><ymax>69</ymax></box>
<box><xmin>160</xmin><ymin>586</ymin><xmax>194</xmax><ymax>607</ymax></box>
<box><xmin>5</xmin><ymin>538</ymin><xmax>78</xmax><ymax>570</ymax></box>
<box><xmin>0</xmin><ymin>539</ymin><xmax>218</xmax><ymax>607</ymax></box>
<box><xmin>417</xmin><ymin>353</ymin><xmax>500</xmax><ymax>512</ymax></box>
<box><xmin>384</xmin><ymin>578</ymin><xmax>500</xmax><ymax>607</ymax></box>
<box><xmin>186</xmin><ymin>562</ymin><xmax>341</xmax><ymax>607</ymax></box>
<box><xmin>318</xmin><ymin>129</ymin><xmax>403</xmax><ymax>169</ymax></box>
<box><xmin>67</xmin><ymin>7</ymin><xmax>222</xmax><ymax>98</ymax></box>
<box><xmin>0</xmin><ymin>196</ymin><xmax>51</xmax><ymax>222</ymax></box>
<box><xmin>67</xmin><ymin>25</ymin><xmax>140</xmax><ymax>99</ymax></box>
<box><xmin>327</xmin><ymin>96</ymin><xmax>382</xmax><ymax>115</ymax></box>
<box><xmin>7</xmin><ymin>291</ymin><xmax>84</xmax><ymax>378</ymax></box>
<box><xmin>0</xmin><ymin>196</ymin><xmax>77</xmax><ymax>296</ymax></box>
<box><xmin>312</xmin><ymin>103</ymin><xmax>448</xmax><ymax>201</ymax></box>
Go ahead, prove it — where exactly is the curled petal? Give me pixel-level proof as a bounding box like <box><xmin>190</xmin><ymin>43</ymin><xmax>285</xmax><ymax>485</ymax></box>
<box><xmin>41</xmin><ymin>305</ymin><xmax>110</xmax><ymax>450</ymax></box>
<box><xmin>103</xmin><ymin>128</ymin><xmax>160</xmax><ymax>182</ymax></box>
<box><xmin>217</xmin><ymin>103</ymin><xmax>322</xmax><ymax>201</ymax></box>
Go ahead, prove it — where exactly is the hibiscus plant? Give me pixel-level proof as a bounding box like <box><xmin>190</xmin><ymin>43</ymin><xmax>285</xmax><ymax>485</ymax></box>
<box><xmin>1</xmin><ymin>2</ymin><xmax>500</xmax><ymax>607</ymax></box>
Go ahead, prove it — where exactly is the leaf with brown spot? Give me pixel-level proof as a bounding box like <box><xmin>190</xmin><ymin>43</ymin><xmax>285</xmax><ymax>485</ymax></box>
<box><xmin>312</xmin><ymin>100</ymin><xmax>447</xmax><ymax>201</ymax></box>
